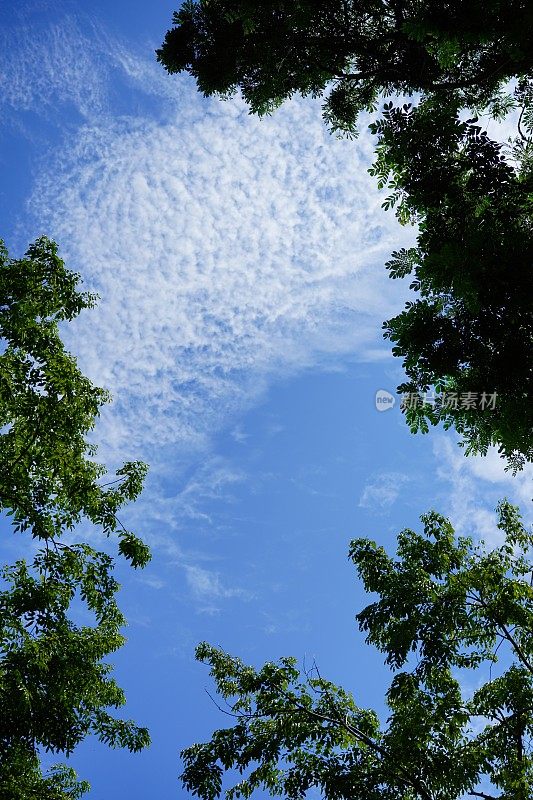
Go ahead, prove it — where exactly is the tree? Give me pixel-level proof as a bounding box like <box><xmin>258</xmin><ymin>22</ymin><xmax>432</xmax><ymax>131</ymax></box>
<box><xmin>371</xmin><ymin>96</ymin><xmax>533</xmax><ymax>470</ymax></box>
<box><xmin>180</xmin><ymin>501</ymin><xmax>532</xmax><ymax>800</ymax></box>
<box><xmin>0</xmin><ymin>237</ymin><xmax>151</xmax><ymax>797</ymax></box>
<box><xmin>157</xmin><ymin>1</ymin><xmax>533</xmax><ymax>131</ymax></box>
<box><xmin>158</xmin><ymin>2</ymin><xmax>533</xmax><ymax>468</ymax></box>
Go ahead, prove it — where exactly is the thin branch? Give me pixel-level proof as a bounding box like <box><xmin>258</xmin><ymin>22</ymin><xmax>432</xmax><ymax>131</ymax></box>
<box><xmin>479</xmin><ymin>596</ymin><xmax>533</xmax><ymax>676</ymax></box>
<box><xmin>333</xmin><ymin>55</ymin><xmax>513</xmax><ymax>94</ymax></box>
<box><xmin>465</xmin><ymin>589</ymin><xmax>533</xmax><ymax>676</ymax></box>
<box><xmin>517</xmin><ymin>105</ymin><xmax>530</xmax><ymax>143</ymax></box>
<box><xmin>98</xmin><ymin>477</ymin><xmax>126</xmax><ymax>489</ymax></box>
<box><xmin>6</xmin><ymin>430</ymin><xmax>39</xmax><ymax>470</ymax></box>
<box><xmin>276</xmin><ymin>687</ymin><xmax>434</xmax><ymax>800</ymax></box>
<box><xmin>204</xmin><ymin>685</ymin><xmax>434</xmax><ymax>800</ymax></box>
<box><xmin>205</xmin><ymin>689</ymin><xmax>246</xmax><ymax>720</ymax></box>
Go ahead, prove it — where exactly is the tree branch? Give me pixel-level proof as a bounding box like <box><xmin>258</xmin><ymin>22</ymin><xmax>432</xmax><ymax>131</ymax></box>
<box><xmin>276</xmin><ymin>687</ymin><xmax>434</xmax><ymax>800</ymax></box>
<box><xmin>476</xmin><ymin>593</ymin><xmax>533</xmax><ymax>676</ymax></box>
<box><xmin>517</xmin><ymin>105</ymin><xmax>530</xmax><ymax>143</ymax></box>
<box><xmin>204</xmin><ymin>683</ymin><xmax>434</xmax><ymax>800</ymax></box>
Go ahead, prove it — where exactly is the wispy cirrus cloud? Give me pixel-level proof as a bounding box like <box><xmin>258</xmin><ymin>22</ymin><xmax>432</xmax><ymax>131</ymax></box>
<box><xmin>185</xmin><ymin>565</ymin><xmax>251</xmax><ymax>601</ymax></box>
<box><xmin>0</xmin><ymin>12</ymin><xmax>109</xmax><ymax>120</ymax></box>
<box><xmin>359</xmin><ymin>472</ymin><xmax>410</xmax><ymax>511</ymax></box>
<box><xmin>4</xmin><ymin>14</ymin><xmax>416</xmax><ymax>467</ymax></box>
<box><xmin>184</xmin><ymin>564</ymin><xmax>254</xmax><ymax>616</ymax></box>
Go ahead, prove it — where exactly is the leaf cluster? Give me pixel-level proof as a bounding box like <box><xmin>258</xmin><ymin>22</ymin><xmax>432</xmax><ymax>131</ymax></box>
<box><xmin>0</xmin><ymin>237</ymin><xmax>150</xmax><ymax>555</ymax></box>
<box><xmin>0</xmin><ymin>545</ymin><xmax>150</xmax><ymax>793</ymax></box>
<box><xmin>368</xmin><ymin>97</ymin><xmax>533</xmax><ymax>468</ymax></box>
<box><xmin>157</xmin><ymin>2</ymin><xmax>533</xmax><ymax>133</ymax></box>
<box><xmin>181</xmin><ymin>502</ymin><xmax>532</xmax><ymax>800</ymax></box>
<box><xmin>0</xmin><ymin>238</ymin><xmax>151</xmax><ymax>794</ymax></box>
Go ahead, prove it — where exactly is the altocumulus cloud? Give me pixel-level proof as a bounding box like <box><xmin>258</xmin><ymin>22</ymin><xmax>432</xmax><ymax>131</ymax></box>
<box><xmin>5</xmin><ymin>17</ymin><xmax>415</xmax><ymax>465</ymax></box>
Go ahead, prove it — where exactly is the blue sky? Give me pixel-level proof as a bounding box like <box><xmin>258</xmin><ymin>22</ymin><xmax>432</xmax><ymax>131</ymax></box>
<box><xmin>1</xmin><ymin>2</ymin><xmax>532</xmax><ymax>798</ymax></box>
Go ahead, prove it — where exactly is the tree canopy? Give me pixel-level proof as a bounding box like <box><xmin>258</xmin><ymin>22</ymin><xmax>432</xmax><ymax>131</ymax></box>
<box><xmin>373</xmin><ymin>97</ymin><xmax>533</xmax><ymax>470</ymax></box>
<box><xmin>157</xmin><ymin>1</ymin><xmax>533</xmax><ymax>131</ymax></box>
<box><xmin>158</xmin><ymin>2</ymin><xmax>533</xmax><ymax>468</ymax></box>
<box><xmin>181</xmin><ymin>501</ymin><xmax>532</xmax><ymax>800</ymax></box>
<box><xmin>0</xmin><ymin>237</ymin><xmax>150</xmax><ymax>797</ymax></box>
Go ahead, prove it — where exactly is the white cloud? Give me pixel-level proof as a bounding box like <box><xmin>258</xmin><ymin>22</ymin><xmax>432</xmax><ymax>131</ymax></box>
<box><xmin>0</xmin><ymin>11</ymin><xmax>183</xmax><ymax>124</ymax></box>
<box><xmin>433</xmin><ymin>437</ymin><xmax>532</xmax><ymax>545</ymax></box>
<box><xmin>168</xmin><ymin>456</ymin><xmax>245</xmax><ymax>523</ymax></box>
<box><xmin>359</xmin><ymin>472</ymin><xmax>410</xmax><ymax>510</ymax></box>
<box><xmin>110</xmin><ymin>455</ymin><xmax>246</xmax><ymax>573</ymax></box>
<box><xmin>230</xmin><ymin>425</ymin><xmax>250</xmax><ymax>444</ymax></box>
<box><xmin>1</xmin><ymin>14</ymin><xmax>418</xmax><ymax>469</ymax></box>
<box><xmin>0</xmin><ymin>14</ymin><xmax>109</xmax><ymax>119</ymax></box>
<box><xmin>185</xmin><ymin>565</ymin><xmax>251</xmax><ymax>604</ymax></box>
<box><xmin>27</xmin><ymin>81</ymin><xmax>414</xmax><ymax>465</ymax></box>
<box><xmin>138</xmin><ymin>574</ymin><xmax>166</xmax><ymax>591</ymax></box>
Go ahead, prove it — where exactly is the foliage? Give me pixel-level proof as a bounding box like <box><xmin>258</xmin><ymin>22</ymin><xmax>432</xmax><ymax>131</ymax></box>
<box><xmin>0</xmin><ymin>757</ymin><xmax>89</xmax><ymax>800</ymax></box>
<box><xmin>158</xmin><ymin>3</ymin><xmax>533</xmax><ymax>468</ymax></box>
<box><xmin>157</xmin><ymin>1</ymin><xmax>533</xmax><ymax>134</ymax></box>
<box><xmin>0</xmin><ymin>237</ymin><xmax>150</xmax><ymax>796</ymax></box>
<box><xmin>181</xmin><ymin>501</ymin><xmax>532</xmax><ymax>800</ymax></box>
<box><xmin>0</xmin><ymin>236</ymin><xmax>149</xmax><ymax>558</ymax></box>
<box><xmin>369</xmin><ymin>96</ymin><xmax>533</xmax><ymax>470</ymax></box>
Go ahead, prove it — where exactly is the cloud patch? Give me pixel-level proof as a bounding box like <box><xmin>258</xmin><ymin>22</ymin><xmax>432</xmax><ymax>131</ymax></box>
<box><xmin>185</xmin><ymin>564</ymin><xmax>252</xmax><ymax>608</ymax></box>
<box><xmin>359</xmin><ymin>472</ymin><xmax>410</xmax><ymax>510</ymax></box>
<box><xmin>28</xmin><ymin>81</ymin><xmax>414</xmax><ymax>462</ymax></box>
<box><xmin>434</xmin><ymin>437</ymin><xmax>532</xmax><ymax>545</ymax></box>
<box><xmin>0</xmin><ymin>13</ymin><xmax>109</xmax><ymax>119</ymax></box>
